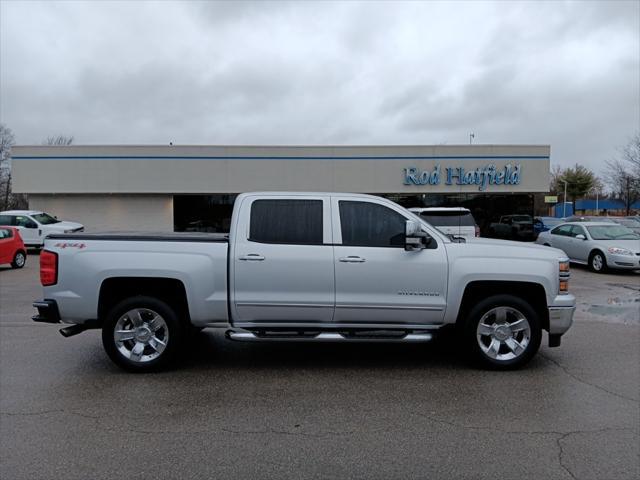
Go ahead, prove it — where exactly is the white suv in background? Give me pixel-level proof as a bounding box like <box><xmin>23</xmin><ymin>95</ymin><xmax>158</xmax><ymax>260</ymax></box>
<box><xmin>409</xmin><ymin>207</ymin><xmax>479</xmax><ymax>240</ymax></box>
<box><xmin>0</xmin><ymin>210</ymin><xmax>84</xmax><ymax>248</ymax></box>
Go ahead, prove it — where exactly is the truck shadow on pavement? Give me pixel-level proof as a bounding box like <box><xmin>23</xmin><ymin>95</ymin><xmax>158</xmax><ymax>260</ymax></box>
<box><xmin>166</xmin><ymin>328</ymin><xmax>548</xmax><ymax>374</ymax></box>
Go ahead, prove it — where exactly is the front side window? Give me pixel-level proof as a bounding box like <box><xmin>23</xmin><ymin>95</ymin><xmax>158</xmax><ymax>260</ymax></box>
<box><xmin>570</xmin><ymin>225</ymin><xmax>587</xmax><ymax>237</ymax></box>
<box><xmin>14</xmin><ymin>216</ymin><xmax>37</xmax><ymax>228</ymax></box>
<box><xmin>249</xmin><ymin>199</ymin><xmax>323</xmax><ymax>245</ymax></box>
<box><xmin>339</xmin><ymin>201</ymin><xmax>406</xmax><ymax>247</ymax></box>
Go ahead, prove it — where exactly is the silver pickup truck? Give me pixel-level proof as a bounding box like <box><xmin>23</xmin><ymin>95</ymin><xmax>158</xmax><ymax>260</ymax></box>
<box><xmin>32</xmin><ymin>192</ymin><xmax>575</xmax><ymax>372</ymax></box>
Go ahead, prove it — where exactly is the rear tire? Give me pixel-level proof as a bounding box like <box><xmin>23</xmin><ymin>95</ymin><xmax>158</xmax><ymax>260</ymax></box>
<box><xmin>589</xmin><ymin>250</ymin><xmax>607</xmax><ymax>273</ymax></box>
<box><xmin>102</xmin><ymin>296</ymin><xmax>184</xmax><ymax>372</ymax></box>
<box><xmin>463</xmin><ymin>294</ymin><xmax>542</xmax><ymax>370</ymax></box>
<box><xmin>11</xmin><ymin>250</ymin><xmax>26</xmax><ymax>269</ymax></box>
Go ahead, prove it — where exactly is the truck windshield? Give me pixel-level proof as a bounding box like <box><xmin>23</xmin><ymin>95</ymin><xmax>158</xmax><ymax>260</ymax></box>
<box><xmin>586</xmin><ymin>225</ymin><xmax>639</xmax><ymax>240</ymax></box>
<box><xmin>418</xmin><ymin>211</ymin><xmax>475</xmax><ymax>227</ymax></box>
<box><xmin>32</xmin><ymin>213</ymin><xmax>60</xmax><ymax>225</ymax></box>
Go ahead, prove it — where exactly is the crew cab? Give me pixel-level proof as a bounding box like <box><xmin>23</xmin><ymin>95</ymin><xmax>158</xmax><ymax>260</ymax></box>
<box><xmin>0</xmin><ymin>210</ymin><xmax>84</xmax><ymax>248</ymax></box>
<box><xmin>32</xmin><ymin>192</ymin><xmax>575</xmax><ymax>372</ymax></box>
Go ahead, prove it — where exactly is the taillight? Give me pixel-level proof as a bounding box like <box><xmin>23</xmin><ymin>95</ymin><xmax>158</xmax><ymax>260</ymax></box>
<box><xmin>40</xmin><ymin>250</ymin><xmax>58</xmax><ymax>286</ymax></box>
<box><xmin>475</xmin><ymin>225</ymin><xmax>480</xmax><ymax>237</ymax></box>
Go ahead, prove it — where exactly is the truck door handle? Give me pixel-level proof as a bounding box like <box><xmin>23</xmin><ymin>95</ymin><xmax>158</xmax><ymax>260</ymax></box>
<box><xmin>239</xmin><ymin>254</ymin><xmax>265</xmax><ymax>261</ymax></box>
<box><xmin>339</xmin><ymin>256</ymin><xmax>366</xmax><ymax>263</ymax></box>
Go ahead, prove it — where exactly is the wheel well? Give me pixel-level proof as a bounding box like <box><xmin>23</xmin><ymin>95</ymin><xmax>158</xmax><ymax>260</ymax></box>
<box><xmin>589</xmin><ymin>249</ymin><xmax>604</xmax><ymax>259</ymax></box>
<box><xmin>98</xmin><ymin>277</ymin><xmax>190</xmax><ymax>325</ymax></box>
<box><xmin>456</xmin><ymin>281</ymin><xmax>549</xmax><ymax>331</ymax></box>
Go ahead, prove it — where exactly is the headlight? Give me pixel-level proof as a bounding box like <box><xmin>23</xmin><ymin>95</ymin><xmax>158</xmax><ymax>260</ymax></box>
<box><xmin>64</xmin><ymin>229</ymin><xmax>73</xmax><ymax>233</ymax></box>
<box><xmin>608</xmin><ymin>247</ymin><xmax>633</xmax><ymax>256</ymax></box>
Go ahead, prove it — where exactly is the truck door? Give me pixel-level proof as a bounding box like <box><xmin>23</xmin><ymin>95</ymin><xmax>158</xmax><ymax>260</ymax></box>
<box><xmin>13</xmin><ymin>215</ymin><xmax>40</xmax><ymax>246</ymax></box>
<box><xmin>332</xmin><ymin>197</ymin><xmax>448</xmax><ymax>325</ymax></box>
<box><xmin>231</xmin><ymin>196</ymin><xmax>335</xmax><ymax>324</ymax></box>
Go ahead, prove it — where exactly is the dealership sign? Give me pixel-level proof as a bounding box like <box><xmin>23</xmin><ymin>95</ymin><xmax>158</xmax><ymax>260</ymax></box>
<box><xmin>403</xmin><ymin>164</ymin><xmax>521</xmax><ymax>191</ymax></box>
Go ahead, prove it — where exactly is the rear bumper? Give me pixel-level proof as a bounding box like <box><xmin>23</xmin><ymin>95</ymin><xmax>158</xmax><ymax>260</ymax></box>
<box><xmin>32</xmin><ymin>299</ymin><xmax>61</xmax><ymax>324</ymax></box>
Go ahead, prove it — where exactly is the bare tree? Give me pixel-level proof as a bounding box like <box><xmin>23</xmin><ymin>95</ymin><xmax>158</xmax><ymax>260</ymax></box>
<box><xmin>44</xmin><ymin>135</ymin><xmax>74</xmax><ymax>146</ymax></box>
<box><xmin>605</xmin><ymin>132</ymin><xmax>640</xmax><ymax>215</ymax></box>
<box><xmin>0</xmin><ymin>124</ymin><xmax>17</xmax><ymax>210</ymax></box>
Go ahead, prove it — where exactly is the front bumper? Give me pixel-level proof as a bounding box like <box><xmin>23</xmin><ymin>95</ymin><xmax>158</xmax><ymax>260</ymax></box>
<box><xmin>606</xmin><ymin>253</ymin><xmax>640</xmax><ymax>269</ymax></box>
<box><xmin>32</xmin><ymin>299</ymin><xmax>61</xmax><ymax>324</ymax></box>
<box><xmin>548</xmin><ymin>306</ymin><xmax>575</xmax><ymax>335</ymax></box>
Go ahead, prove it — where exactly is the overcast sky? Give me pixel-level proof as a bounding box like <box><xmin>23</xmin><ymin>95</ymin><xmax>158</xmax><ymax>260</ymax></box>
<box><xmin>1</xmin><ymin>0</ymin><xmax>638</xmax><ymax>173</ymax></box>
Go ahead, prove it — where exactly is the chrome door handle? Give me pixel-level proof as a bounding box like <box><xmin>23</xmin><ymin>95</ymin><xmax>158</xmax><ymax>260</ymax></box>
<box><xmin>339</xmin><ymin>256</ymin><xmax>366</xmax><ymax>263</ymax></box>
<box><xmin>239</xmin><ymin>254</ymin><xmax>265</xmax><ymax>261</ymax></box>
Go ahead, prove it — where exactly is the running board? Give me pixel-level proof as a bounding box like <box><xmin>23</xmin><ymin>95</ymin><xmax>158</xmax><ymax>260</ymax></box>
<box><xmin>226</xmin><ymin>330</ymin><xmax>433</xmax><ymax>343</ymax></box>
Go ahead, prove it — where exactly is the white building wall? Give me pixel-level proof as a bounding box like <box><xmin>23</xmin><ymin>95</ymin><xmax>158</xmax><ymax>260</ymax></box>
<box><xmin>11</xmin><ymin>145</ymin><xmax>551</xmax><ymax>194</ymax></box>
<box><xmin>28</xmin><ymin>194</ymin><xmax>173</xmax><ymax>232</ymax></box>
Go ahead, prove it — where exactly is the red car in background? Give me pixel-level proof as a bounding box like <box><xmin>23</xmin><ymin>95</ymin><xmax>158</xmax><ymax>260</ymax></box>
<box><xmin>0</xmin><ymin>226</ymin><xmax>27</xmax><ymax>269</ymax></box>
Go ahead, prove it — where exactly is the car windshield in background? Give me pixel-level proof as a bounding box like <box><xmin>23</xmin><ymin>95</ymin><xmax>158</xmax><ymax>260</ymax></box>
<box><xmin>618</xmin><ymin>219</ymin><xmax>640</xmax><ymax>228</ymax></box>
<box><xmin>32</xmin><ymin>213</ymin><xmax>60</xmax><ymax>225</ymax></box>
<box><xmin>419</xmin><ymin>211</ymin><xmax>476</xmax><ymax>227</ymax></box>
<box><xmin>586</xmin><ymin>225</ymin><xmax>640</xmax><ymax>240</ymax></box>
<box><xmin>511</xmin><ymin>216</ymin><xmax>532</xmax><ymax>222</ymax></box>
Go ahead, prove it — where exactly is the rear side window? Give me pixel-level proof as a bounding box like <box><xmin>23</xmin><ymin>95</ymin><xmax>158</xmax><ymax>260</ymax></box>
<box><xmin>249</xmin><ymin>199</ymin><xmax>323</xmax><ymax>245</ymax></box>
<box><xmin>340</xmin><ymin>201</ymin><xmax>406</xmax><ymax>247</ymax></box>
<box><xmin>419</xmin><ymin>211</ymin><xmax>475</xmax><ymax>227</ymax></box>
<box><xmin>0</xmin><ymin>228</ymin><xmax>12</xmax><ymax>239</ymax></box>
<box><xmin>0</xmin><ymin>215</ymin><xmax>13</xmax><ymax>226</ymax></box>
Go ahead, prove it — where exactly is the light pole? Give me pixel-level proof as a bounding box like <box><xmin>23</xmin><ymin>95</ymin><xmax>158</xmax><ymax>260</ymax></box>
<box><xmin>469</xmin><ymin>133</ymin><xmax>475</xmax><ymax>145</ymax></box>
<box><xmin>562</xmin><ymin>180</ymin><xmax>568</xmax><ymax>218</ymax></box>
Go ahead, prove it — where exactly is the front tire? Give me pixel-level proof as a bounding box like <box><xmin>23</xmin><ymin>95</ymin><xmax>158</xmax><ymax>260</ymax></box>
<box><xmin>102</xmin><ymin>296</ymin><xmax>184</xmax><ymax>372</ymax></box>
<box><xmin>11</xmin><ymin>250</ymin><xmax>26</xmax><ymax>268</ymax></box>
<box><xmin>589</xmin><ymin>250</ymin><xmax>607</xmax><ymax>273</ymax></box>
<box><xmin>463</xmin><ymin>294</ymin><xmax>542</xmax><ymax>370</ymax></box>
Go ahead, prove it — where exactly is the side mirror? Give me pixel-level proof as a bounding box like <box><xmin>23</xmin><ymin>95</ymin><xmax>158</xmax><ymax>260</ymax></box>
<box><xmin>405</xmin><ymin>220</ymin><xmax>431</xmax><ymax>251</ymax></box>
<box><xmin>575</xmin><ymin>234</ymin><xmax>586</xmax><ymax>240</ymax></box>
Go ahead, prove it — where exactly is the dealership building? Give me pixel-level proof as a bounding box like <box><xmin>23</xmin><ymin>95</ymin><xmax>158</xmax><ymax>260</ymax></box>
<box><xmin>11</xmin><ymin>145</ymin><xmax>550</xmax><ymax>234</ymax></box>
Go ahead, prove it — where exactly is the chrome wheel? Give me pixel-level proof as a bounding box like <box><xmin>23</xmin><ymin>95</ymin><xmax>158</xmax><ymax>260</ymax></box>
<box><xmin>114</xmin><ymin>308</ymin><xmax>169</xmax><ymax>363</ymax></box>
<box><xmin>592</xmin><ymin>254</ymin><xmax>604</xmax><ymax>271</ymax></box>
<box><xmin>13</xmin><ymin>252</ymin><xmax>26</xmax><ymax>267</ymax></box>
<box><xmin>476</xmin><ymin>306</ymin><xmax>531</xmax><ymax>361</ymax></box>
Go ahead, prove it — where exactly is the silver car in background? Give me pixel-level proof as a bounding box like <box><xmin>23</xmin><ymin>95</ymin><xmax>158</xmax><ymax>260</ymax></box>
<box><xmin>536</xmin><ymin>222</ymin><xmax>640</xmax><ymax>273</ymax></box>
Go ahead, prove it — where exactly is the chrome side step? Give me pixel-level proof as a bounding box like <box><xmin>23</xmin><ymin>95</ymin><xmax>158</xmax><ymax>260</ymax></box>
<box><xmin>226</xmin><ymin>330</ymin><xmax>433</xmax><ymax>343</ymax></box>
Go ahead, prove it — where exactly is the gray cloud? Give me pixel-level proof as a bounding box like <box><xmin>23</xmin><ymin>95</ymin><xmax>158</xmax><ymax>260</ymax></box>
<box><xmin>0</xmin><ymin>0</ymin><xmax>638</xmax><ymax>175</ymax></box>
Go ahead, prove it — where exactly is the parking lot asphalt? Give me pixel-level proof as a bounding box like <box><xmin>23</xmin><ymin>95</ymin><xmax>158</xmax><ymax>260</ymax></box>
<box><xmin>1</xmin><ymin>254</ymin><xmax>638</xmax><ymax>480</ymax></box>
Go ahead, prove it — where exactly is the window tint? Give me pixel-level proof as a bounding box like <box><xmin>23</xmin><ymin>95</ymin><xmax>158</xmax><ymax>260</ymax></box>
<box><xmin>0</xmin><ymin>215</ymin><xmax>12</xmax><ymax>226</ymax></box>
<box><xmin>551</xmin><ymin>225</ymin><xmax>572</xmax><ymax>236</ymax></box>
<box><xmin>418</xmin><ymin>211</ymin><xmax>476</xmax><ymax>227</ymax></box>
<box><xmin>569</xmin><ymin>225</ymin><xmax>586</xmax><ymax>237</ymax></box>
<box><xmin>250</xmin><ymin>199</ymin><xmax>323</xmax><ymax>245</ymax></box>
<box><xmin>0</xmin><ymin>228</ymin><xmax>12</xmax><ymax>239</ymax></box>
<box><xmin>14</xmin><ymin>216</ymin><xmax>36</xmax><ymax>228</ymax></box>
<box><xmin>32</xmin><ymin>213</ymin><xmax>60</xmax><ymax>225</ymax></box>
<box><xmin>340</xmin><ymin>201</ymin><xmax>406</xmax><ymax>247</ymax></box>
